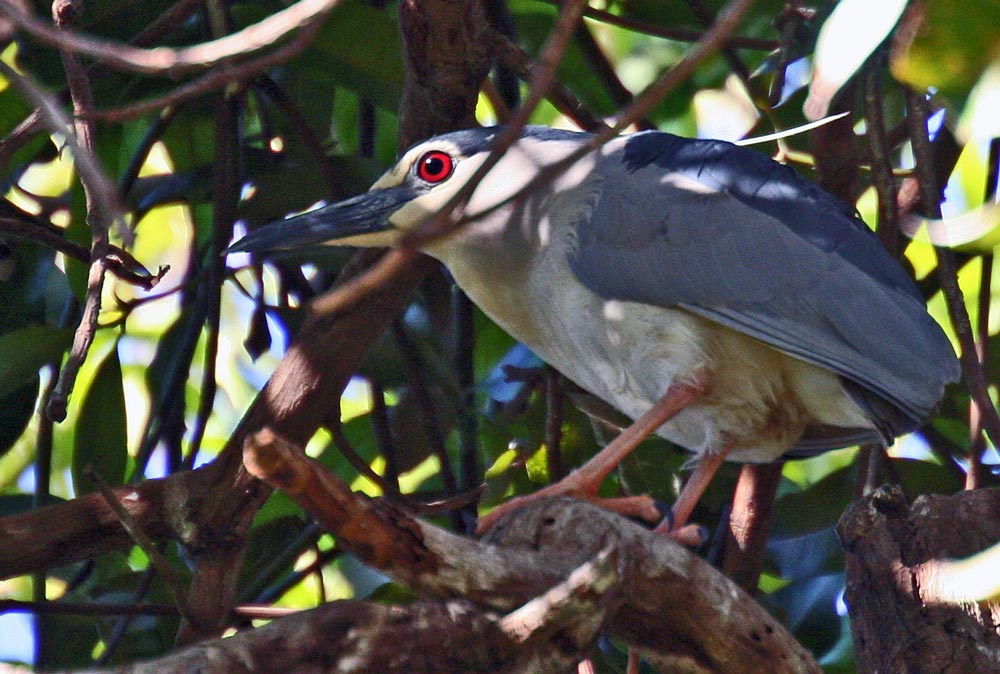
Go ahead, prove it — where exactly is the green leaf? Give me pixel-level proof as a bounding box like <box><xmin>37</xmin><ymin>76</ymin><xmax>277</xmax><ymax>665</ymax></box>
<box><xmin>35</xmin><ymin>613</ymin><xmax>102</xmax><ymax>670</ymax></box>
<box><xmin>0</xmin><ymin>377</ymin><xmax>39</xmax><ymax>457</ymax></box>
<box><xmin>772</xmin><ymin>467</ymin><xmax>853</xmax><ymax>537</ymax></box>
<box><xmin>0</xmin><ymin>325</ymin><xmax>73</xmax><ymax>399</ymax></box>
<box><xmin>0</xmin><ymin>240</ymin><xmax>59</xmax><ymax>332</ymax></box>
<box><xmin>891</xmin><ymin>0</ymin><xmax>1000</xmax><ymax>99</ymax></box>
<box><xmin>304</xmin><ymin>0</ymin><xmax>405</xmax><ymax>112</ymax></box>
<box><xmin>73</xmin><ymin>345</ymin><xmax>129</xmax><ymax>495</ymax></box>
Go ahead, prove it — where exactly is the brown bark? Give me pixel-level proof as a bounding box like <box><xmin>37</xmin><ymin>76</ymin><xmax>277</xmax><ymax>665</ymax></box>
<box><xmin>68</xmin><ymin>555</ymin><xmax>616</xmax><ymax>674</ymax></box>
<box><xmin>721</xmin><ymin>462</ymin><xmax>783</xmax><ymax>594</ymax></box>
<box><xmin>242</xmin><ymin>430</ymin><xmax>823</xmax><ymax>674</ymax></box>
<box><xmin>398</xmin><ymin>0</ymin><xmax>493</xmax><ymax>146</ymax></box>
<box><xmin>839</xmin><ymin>485</ymin><xmax>1000</xmax><ymax>674</ymax></box>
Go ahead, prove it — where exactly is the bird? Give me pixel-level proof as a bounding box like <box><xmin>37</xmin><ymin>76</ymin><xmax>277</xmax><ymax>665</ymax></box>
<box><xmin>229</xmin><ymin>125</ymin><xmax>961</xmax><ymax>537</ymax></box>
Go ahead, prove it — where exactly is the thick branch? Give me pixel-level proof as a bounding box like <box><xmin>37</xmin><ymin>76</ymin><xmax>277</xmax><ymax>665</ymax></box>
<box><xmin>64</xmin><ymin>552</ymin><xmax>616</xmax><ymax>674</ymax></box>
<box><xmin>839</xmin><ymin>485</ymin><xmax>1000</xmax><ymax>674</ymax></box>
<box><xmin>245</xmin><ymin>430</ymin><xmax>823</xmax><ymax>674</ymax></box>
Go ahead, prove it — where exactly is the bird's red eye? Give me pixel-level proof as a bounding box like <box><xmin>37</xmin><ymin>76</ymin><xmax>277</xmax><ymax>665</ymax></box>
<box><xmin>416</xmin><ymin>150</ymin><xmax>454</xmax><ymax>183</ymax></box>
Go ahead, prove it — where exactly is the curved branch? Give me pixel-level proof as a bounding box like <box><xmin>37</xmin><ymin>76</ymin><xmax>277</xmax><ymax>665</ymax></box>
<box><xmin>244</xmin><ymin>430</ymin><xmax>823</xmax><ymax>674</ymax></box>
<box><xmin>0</xmin><ymin>0</ymin><xmax>339</xmax><ymax>77</ymax></box>
<box><xmin>58</xmin><ymin>558</ymin><xmax>616</xmax><ymax>674</ymax></box>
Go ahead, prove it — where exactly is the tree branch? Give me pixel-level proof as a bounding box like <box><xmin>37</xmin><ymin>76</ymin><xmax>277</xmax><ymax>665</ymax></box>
<box><xmin>62</xmin><ymin>557</ymin><xmax>616</xmax><ymax>674</ymax></box>
<box><xmin>243</xmin><ymin>429</ymin><xmax>824</xmax><ymax>674</ymax></box>
<box><xmin>839</xmin><ymin>485</ymin><xmax>1000</xmax><ymax>674</ymax></box>
<box><xmin>0</xmin><ymin>0</ymin><xmax>340</xmax><ymax>77</ymax></box>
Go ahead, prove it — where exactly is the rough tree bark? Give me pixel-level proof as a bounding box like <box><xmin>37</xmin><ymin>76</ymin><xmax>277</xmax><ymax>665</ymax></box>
<box><xmin>839</xmin><ymin>485</ymin><xmax>1000</xmax><ymax>674</ymax></box>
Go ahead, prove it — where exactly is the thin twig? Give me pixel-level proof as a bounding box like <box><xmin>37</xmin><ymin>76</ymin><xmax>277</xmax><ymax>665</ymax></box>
<box><xmin>0</xmin><ymin>217</ymin><xmax>164</xmax><ymax>288</ymax></box>
<box><xmin>0</xmin><ymin>215</ymin><xmax>90</xmax><ymax>262</ymax></box>
<box><xmin>453</xmin><ymin>289</ymin><xmax>480</xmax><ymax>502</ymax></box>
<box><xmin>43</xmin><ymin>2</ymin><xmax>116</xmax><ymax>422</ymax></box>
<box><xmin>391</xmin><ymin>321</ymin><xmax>460</xmax><ymax>514</ymax></box>
<box><xmin>864</xmin><ymin>64</ymin><xmax>901</xmax><ymax>257</ymax></box>
<box><xmin>0</xmin><ymin>0</ymin><xmax>340</xmax><ymax>77</ymax></box>
<box><xmin>254</xmin><ymin>75</ymin><xmax>340</xmax><ymax>196</ymax></box>
<box><xmin>87</xmin><ymin>16</ymin><xmax>326</xmax><ymax>123</ymax></box>
<box><xmin>183</xmin><ymin>84</ymin><xmax>242</xmax><ymax>469</ymax></box>
<box><xmin>906</xmin><ymin>91</ymin><xmax>1000</xmax><ymax>448</ymax></box>
<box><xmin>97</xmin><ymin>569</ymin><xmax>157</xmax><ymax>664</ymax></box>
<box><xmin>572</xmin><ymin>21</ymin><xmax>652</xmax><ymax>129</ymax></box>
<box><xmin>237</xmin><ymin>522</ymin><xmax>323</xmax><ymax>604</ymax></box>
<box><xmin>491</xmin><ymin>35</ymin><xmax>605</xmax><ymax>132</ymax></box>
<box><xmin>250</xmin><ymin>548</ymin><xmax>341</xmax><ymax>607</ymax></box>
<box><xmin>329</xmin><ymin>422</ymin><xmax>402</xmax><ymax>497</ymax></box>
<box><xmin>368</xmin><ymin>380</ymin><xmax>401</xmax><ymax>491</ymax></box>
<box><xmin>967</xmin><ymin>137</ymin><xmax>999</xmax><ymax>489</ymax></box>
<box><xmin>0</xmin><ymin>598</ymin><xmax>300</xmax><ymax>619</ymax></box>
<box><xmin>546</xmin><ymin>0</ymin><xmax>777</xmax><ymax>50</ymax></box>
<box><xmin>85</xmin><ymin>467</ymin><xmax>191</xmax><ymax>617</ymax></box>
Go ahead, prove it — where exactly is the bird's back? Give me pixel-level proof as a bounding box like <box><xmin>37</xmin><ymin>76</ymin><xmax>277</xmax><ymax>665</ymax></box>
<box><xmin>568</xmin><ymin>130</ymin><xmax>959</xmax><ymax>444</ymax></box>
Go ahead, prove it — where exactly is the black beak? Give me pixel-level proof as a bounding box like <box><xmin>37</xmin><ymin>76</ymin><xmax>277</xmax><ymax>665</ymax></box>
<box><xmin>226</xmin><ymin>186</ymin><xmax>421</xmax><ymax>255</ymax></box>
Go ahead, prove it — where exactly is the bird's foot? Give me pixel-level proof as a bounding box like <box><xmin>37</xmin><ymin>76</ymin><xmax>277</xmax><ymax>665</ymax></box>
<box><xmin>650</xmin><ymin>503</ymin><xmax>709</xmax><ymax>548</ymax></box>
<box><xmin>476</xmin><ymin>474</ymin><xmax>663</xmax><ymax>534</ymax></box>
<box><xmin>655</xmin><ymin>520</ymin><xmax>708</xmax><ymax>548</ymax></box>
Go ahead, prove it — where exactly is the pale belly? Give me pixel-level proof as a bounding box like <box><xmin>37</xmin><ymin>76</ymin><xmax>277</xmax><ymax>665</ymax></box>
<box><xmin>438</xmin><ymin>247</ymin><xmax>875</xmax><ymax>463</ymax></box>
<box><xmin>524</xmin><ymin>294</ymin><xmax>874</xmax><ymax>462</ymax></box>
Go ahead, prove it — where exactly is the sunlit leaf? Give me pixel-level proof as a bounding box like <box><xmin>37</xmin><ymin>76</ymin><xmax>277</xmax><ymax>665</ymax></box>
<box><xmin>891</xmin><ymin>0</ymin><xmax>1000</xmax><ymax>99</ymax></box>
<box><xmin>804</xmin><ymin>0</ymin><xmax>908</xmax><ymax>120</ymax></box>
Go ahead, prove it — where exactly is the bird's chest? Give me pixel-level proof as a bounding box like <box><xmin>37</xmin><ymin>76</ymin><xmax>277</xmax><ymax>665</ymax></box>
<box><xmin>445</xmin><ymin>243</ymin><xmax>708</xmax><ymax>419</ymax></box>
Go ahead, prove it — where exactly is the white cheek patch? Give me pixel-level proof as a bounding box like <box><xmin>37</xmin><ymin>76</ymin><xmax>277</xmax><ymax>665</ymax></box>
<box><xmin>371</xmin><ymin>167</ymin><xmax>406</xmax><ymax>191</ymax></box>
<box><xmin>389</xmin><ymin>198</ymin><xmax>438</xmax><ymax>230</ymax></box>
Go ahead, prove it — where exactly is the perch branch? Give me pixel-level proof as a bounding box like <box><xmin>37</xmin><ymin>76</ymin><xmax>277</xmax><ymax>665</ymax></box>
<box><xmin>244</xmin><ymin>429</ymin><xmax>823</xmax><ymax>674</ymax></box>
<box><xmin>59</xmin><ymin>558</ymin><xmax>615</xmax><ymax>674</ymax></box>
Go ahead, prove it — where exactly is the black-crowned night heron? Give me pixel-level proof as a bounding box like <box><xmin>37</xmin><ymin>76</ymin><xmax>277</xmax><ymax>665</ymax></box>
<box><xmin>230</xmin><ymin>126</ymin><xmax>960</xmax><ymax>536</ymax></box>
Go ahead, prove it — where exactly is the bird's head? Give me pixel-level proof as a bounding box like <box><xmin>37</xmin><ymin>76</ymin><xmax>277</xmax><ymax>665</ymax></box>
<box><xmin>227</xmin><ymin>126</ymin><xmax>590</xmax><ymax>258</ymax></box>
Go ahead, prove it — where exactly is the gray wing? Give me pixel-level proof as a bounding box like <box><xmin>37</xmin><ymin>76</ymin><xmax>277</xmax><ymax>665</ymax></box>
<box><xmin>570</xmin><ymin>132</ymin><xmax>959</xmax><ymax>433</ymax></box>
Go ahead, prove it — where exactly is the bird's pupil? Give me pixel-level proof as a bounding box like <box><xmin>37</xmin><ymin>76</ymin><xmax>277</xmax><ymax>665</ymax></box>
<box><xmin>426</xmin><ymin>157</ymin><xmax>443</xmax><ymax>175</ymax></box>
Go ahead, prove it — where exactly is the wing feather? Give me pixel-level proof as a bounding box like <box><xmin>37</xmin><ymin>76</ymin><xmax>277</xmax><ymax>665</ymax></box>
<box><xmin>569</xmin><ymin>132</ymin><xmax>959</xmax><ymax>430</ymax></box>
